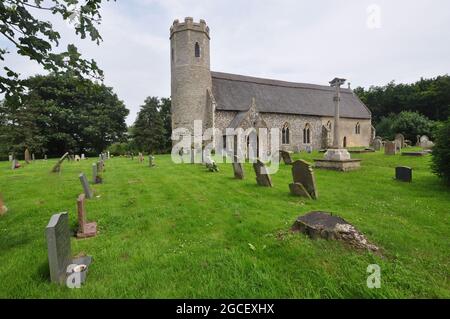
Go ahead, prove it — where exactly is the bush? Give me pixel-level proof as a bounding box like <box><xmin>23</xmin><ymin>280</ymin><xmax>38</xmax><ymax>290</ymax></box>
<box><xmin>431</xmin><ymin>118</ymin><xmax>450</xmax><ymax>185</ymax></box>
<box><xmin>376</xmin><ymin>111</ymin><xmax>435</xmax><ymax>141</ymax></box>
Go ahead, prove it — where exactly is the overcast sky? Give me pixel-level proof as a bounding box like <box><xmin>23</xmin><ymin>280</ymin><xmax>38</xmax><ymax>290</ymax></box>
<box><xmin>2</xmin><ymin>0</ymin><xmax>450</xmax><ymax>125</ymax></box>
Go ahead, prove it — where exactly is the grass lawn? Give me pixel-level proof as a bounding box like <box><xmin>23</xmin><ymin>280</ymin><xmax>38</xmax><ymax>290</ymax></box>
<box><xmin>0</xmin><ymin>150</ymin><xmax>449</xmax><ymax>298</ymax></box>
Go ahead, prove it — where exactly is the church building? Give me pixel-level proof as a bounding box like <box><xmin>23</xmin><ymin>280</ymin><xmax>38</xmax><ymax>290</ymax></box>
<box><xmin>170</xmin><ymin>18</ymin><xmax>373</xmax><ymax>152</ymax></box>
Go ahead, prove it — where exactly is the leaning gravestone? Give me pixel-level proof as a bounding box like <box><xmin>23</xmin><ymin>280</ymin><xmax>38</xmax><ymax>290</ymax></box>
<box><xmin>76</xmin><ymin>194</ymin><xmax>97</xmax><ymax>239</ymax></box>
<box><xmin>253</xmin><ymin>160</ymin><xmax>273</xmax><ymax>187</ymax></box>
<box><xmin>280</xmin><ymin>150</ymin><xmax>293</xmax><ymax>165</ymax></box>
<box><xmin>79</xmin><ymin>173</ymin><xmax>93</xmax><ymax>199</ymax></box>
<box><xmin>92</xmin><ymin>163</ymin><xmax>102</xmax><ymax>184</ymax></box>
<box><xmin>384</xmin><ymin>141</ymin><xmax>397</xmax><ymax>155</ymax></box>
<box><xmin>11</xmin><ymin>159</ymin><xmax>17</xmax><ymax>170</ymax></box>
<box><xmin>373</xmin><ymin>138</ymin><xmax>383</xmax><ymax>151</ymax></box>
<box><xmin>395</xmin><ymin>166</ymin><xmax>412</xmax><ymax>183</ymax></box>
<box><xmin>289</xmin><ymin>160</ymin><xmax>318</xmax><ymax>199</ymax></box>
<box><xmin>46</xmin><ymin>212</ymin><xmax>92</xmax><ymax>285</ymax></box>
<box><xmin>51</xmin><ymin>152</ymin><xmax>69</xmax><ymax>173</ymax></box>
<box><xmin>232</xmin><ymin>156</ymin><xmax>244</xmax><ymax>180</ymax></box>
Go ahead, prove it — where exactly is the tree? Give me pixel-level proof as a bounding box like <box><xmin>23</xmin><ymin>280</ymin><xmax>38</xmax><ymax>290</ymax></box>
<box><xmin>0</xmin><ymin>0</ymin><xmax>112</xmax><ymax>97</ymax></box>
<box><xmin>0</xmin><ymin>73</ymin><xmax>129</xmax><ymax>157</ymax></box>
<box><xmin>132</xmin><ymin>97</ymin><xmax>171</xmax><ymax>154</ymax></box>
<box><xmin>355</xmin><ymin>75</ymin><xmax>450</xmax><ymax>124</ymax></box>
<box><xmin>431</xmin><ymin>118</ymin><xmax>450</xmax><ymax>185</ymax></box>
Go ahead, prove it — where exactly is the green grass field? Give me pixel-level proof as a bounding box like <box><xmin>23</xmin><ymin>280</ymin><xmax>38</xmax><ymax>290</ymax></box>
<box><xmin>0</xmin><ymin>150</ymin><xmax>449</xmax><ymax>298</ymax></box>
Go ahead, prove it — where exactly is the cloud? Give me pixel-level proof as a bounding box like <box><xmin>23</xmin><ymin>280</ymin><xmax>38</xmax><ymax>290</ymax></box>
<box><xmin>1</xmin><ymin>0</ymin><xmax>449</xmax><ymax>125</ymax></box>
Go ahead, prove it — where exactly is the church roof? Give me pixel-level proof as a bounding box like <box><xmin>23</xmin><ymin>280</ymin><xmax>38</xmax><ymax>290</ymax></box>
<box><xmin>211</xmin><ymin>72</ymin><xmax>371</xmax><ymax>119</ymax></box>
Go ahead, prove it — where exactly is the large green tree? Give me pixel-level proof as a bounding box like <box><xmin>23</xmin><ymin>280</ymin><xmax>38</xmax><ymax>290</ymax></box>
<box><xmin>431</xmin><ymin>118</ymin><xmax>450</xmax><ymax>186</ymax></box>
<box><xmin>0</xmin><ymin>73</ymin><xmax>128</xmax><ymax>157</ymax></box>
<box><xmin>132</xmin><ymin>97</ymin><xmax>171</xmax><ymax>154</ymax></box>
<box><xmin>355</xmin><ymin>75</ymin><xmax>450</xmax><ymax>124</ymax></box>
<box><xmin>1</xmin><ymin>0</ymin><xmax>111</xmax><ymax>97</ymax></box>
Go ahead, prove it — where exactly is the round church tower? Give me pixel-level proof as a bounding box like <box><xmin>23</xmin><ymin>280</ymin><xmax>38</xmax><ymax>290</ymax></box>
<box><xmin>170</xmin><ymin>17</ymin><xmax>212</xmax><ymax>138</ymax></box>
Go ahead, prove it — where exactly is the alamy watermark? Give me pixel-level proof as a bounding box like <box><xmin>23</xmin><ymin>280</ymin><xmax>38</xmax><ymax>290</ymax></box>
<box><xmin>367</xmin><ymin>4</ymin><xmax>382</xmax><ymax>29</ymax></box>
<box><xmin>366</xmin><ymin>264</ymin><xmax>381</xmax><ymax>289</ymax></box>
<box><xmin>171</xmin><ymin>120</ymin><xmax>281</xmax><ymax>174</ymax></box>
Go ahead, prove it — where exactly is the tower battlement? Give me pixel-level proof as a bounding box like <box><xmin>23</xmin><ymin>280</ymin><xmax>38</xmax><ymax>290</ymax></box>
<box><xmin>170</xmin><ymin>17</ymin><xmax>210</xmax><ymax>39</ymax></box>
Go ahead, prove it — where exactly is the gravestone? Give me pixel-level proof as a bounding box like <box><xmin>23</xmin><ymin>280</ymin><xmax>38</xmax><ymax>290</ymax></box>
<box><xmin>373</xmin><ymin>138</ymin><xmax>383</xmax><ymax>151</ymax></box>
<box><xmin>232</xmin><ymin>156</ymin><xmax>244</xmax><ymax>179</ymax></box>
<box><xmin>289</xmin><ymin>160</ymin><xmax>318</xmax><ymax>199</ymax></box>
<box><xmin>51</xmin><ymin>152</ymin><xmax>69</xmax><ymax>173</ymax></box>
<box><xmin>138</xmin><ymin>152</ymin><xmax>144</xmax><ymax>164</ymax></box>
<box><xmin>253</xmin><ymin>160</ymin><xmax>273</xmax><ymax>187</ymax></box>
<box><xmin>0</xmin><ymin>193</ymin><xmax>7</xmax><ymax>216</ymax></box>
<box><xmin>44</xmin><ymin>155</ymin><xmax>48</xmax><ymax>161</ymax></box>
<box><xmin>149</xmin><ymin>155</ymin><xmax>155</xmax><ymax>167</ymax></box>
<box><xmin>205</xmin><ymin>155</ymin><xmax>219</xmax><ymax>172</ymax></box>
<box><xmin>46</xmin><ymin>212</ymin><xmax>92</xmax><ymax>285</ymax></box>
<box><xmin>419</xmin><ymin>135</ymin><xmax>434</xmax><ymax>149</ymax></box>
<box><xmin>395</xmin><ymin>166</ymin><xmax>412</xmax><ymax>183</ymax></box>
<box><xmin>79</xmin><ymin>173</ymin><xmax>93</xmax><ymax>199</ymax></box>
<box><xmin>32</xmin><ymin>153</ymin><xmax>35</xmax><ymax>162</ymax></box>
<box><xmin>11</xmin><ymin>159</ymin><xmax>17</xmax><ymax>170</ymax></box>
<box><xmin>291</xmin><ymin>211</ymin><xmax>378</xmax><ymax>251</ymax></box>
<box><xmin>81</xmin><ymin>154</ymin><xmax>85</xmax><ymax>160</ymax></box>
<box><xmin>305</xmin><ymin>145</ymin><xmax>313</xmax><ymax>154</ymax></box>
<box><xmin>394</xmin><ymin>133</ymin><xmax>405</xmax><ymax>149</ymax></box>
<box><xmin>384</xmin><ymin>141</ymin><xmax>397</xmax><ymax>155</ymax></box>
<box><xmin>8</xmin><ymin>155</ymin><xmax>13</xmax><ymax>162</ymax></box>
<box><xmin>107</xmin><ymin>151</ymin><xmax>110</xmax><ymax>160</ymax></box>
<box><xmin>75</xmin><ymin>155</ymin><xmax>81</xmax><ymax>162</ymax></box>
<box><xmin>92</xmin><ymin>163</ymin><xmax>102</xmax><ymax>184</ymax></box>
<box><xmin>24</xmin><ymin>148</ymin><xmax>31</xmax><ymax>164</ymax></box>
<box><xmin>76</xmin><ymin>194</ymin><xmax>97</xmax><ymax>239</ymax></box>
<box><xmin>280</xmin><ymin>150</ymin><xmax>293</xmax><ymax>165</ymax></box>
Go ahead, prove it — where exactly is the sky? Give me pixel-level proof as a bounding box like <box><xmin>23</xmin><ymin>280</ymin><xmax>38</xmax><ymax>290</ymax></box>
<box><xmin>2</xmin><ymin>0</ymin><xmax>450</xmax><ymax>125</ymax></box>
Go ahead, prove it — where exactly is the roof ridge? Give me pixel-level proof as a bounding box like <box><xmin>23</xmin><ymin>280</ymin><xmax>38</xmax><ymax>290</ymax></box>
<box><xmin>211</xmin><ymin>71</ymin><xmax>353</xmax><ymax>93</ymax></box>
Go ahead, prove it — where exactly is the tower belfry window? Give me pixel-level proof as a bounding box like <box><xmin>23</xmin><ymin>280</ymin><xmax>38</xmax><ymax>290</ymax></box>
<box><xmin>195</xmin><ymin>42</ymin><xmax>200</xmax><ymax>57</ymax></box>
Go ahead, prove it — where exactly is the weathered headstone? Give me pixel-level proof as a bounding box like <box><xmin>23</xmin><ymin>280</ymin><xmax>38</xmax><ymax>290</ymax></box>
<box><xmin>46</xmin><ymin>212</ymin><xmax>92</xmax><ymax>285</ymax></box>
<box><xmin>205</xmin><ymin>155</ymin><xmax>219</xmax><ymax>172</ymax></box>
<box><xmin>75</xmin><ymin>155</ymin><xmax>81</xmax><ymax>162</ymax></box>
<box><xmin>289</xmin><ymin>160</ymin><xmax>318</xmax><ymax>199</ymax></box>
<box><xmin>24</xmin><ymin>148</ymin><xmax>31</xmax><ymax>164</ymax></box>
<box><xmin>11</xmin><ymin>159</ymin><xmax>17</xmax><ymax>170</ymax></box>
<box><xmin>92</xmin><ymin>163</ymin><xmax>102</xmax><ymax>184</ymax></box>
<box><xmin>253</xmin><ymin>160</ymin><xmax>273</xmax><ymax>187</ymax></box>
<box><xmin>76</xmin><ymin>194</ymin><xmax>97</xmax><ymax>239</ymax></box>
<box><xmin>8</xmin><ymin>154</ymin><xmax>13</xmax><ymax>162</ymax></box>
<box><xmin>395</xmin><ymin>166</ymin><xmax>412</xmax><ymax>183</ymax></box>
<box><xmin>149</xmin><ymin>155</ymin><xmax>155</xmax><ymax>167</ymax></box>
<box><xmin>373</xmin><ymin>138</ymin><xmax>383</xmax><ymax>151</ymax></box>
<box><xmin>44</xmin><ymin>155</ymin><xmax>48</xmax><ymax>161</ymax></box>
<box><xmin>394</xmin><ymin>133</ymin><xmax>405</xmax><ymax>149</ymax></box>
<box><xmin>32</xmin><ymin>153</ymin><xmax>35</xmax><ymax>162</ymax></box>
<box><xmin>232</xmin><ymin>156</ymin><xmax>244</xmax><ymax>179</ymax></box>
<box><xmin>280</xmin><ymin>150</ymin><xmax>293</xmax><ymax>165</ymax></box>
<box><xmin>291</xmin><ymin>211</ymin><xmax>378</xmax><ymax>251</ymax></box>
<box><xmin>0</xmin><ymin>193</ymin><xmax>7</xmax><ymax>216</ymax></box>
<box><xmin>138</xmin><ymin>152</ymin><xmax>144</xmax><ymax>164</ymax></box>
<box><xmin>79</xmin><ymin>173</ymin><xmax>93</xmax><ymax>199</ymax></box>
<box><xmin>419</xmin><ymin>135</ymin><xmax>434</xmax><ymax>149</ymax></box>
<box><xmin>384</xmin><ymin>141</ymin><xmax>397</xmax><ymax>155</ymax></box>
<box><xmin>81</xmin><ymin>154</ymin><xmax>85</xmax><ymax>160</ymax></box>
<box><xmin>51</xmin><ymin>152</ymin><xmax>69</xmax><ymax>173</ymax></box>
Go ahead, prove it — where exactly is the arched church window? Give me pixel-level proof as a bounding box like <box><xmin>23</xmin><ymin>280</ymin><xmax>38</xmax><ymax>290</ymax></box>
<box><xmin>355</xmin><ymin>122</ymin><xmax>361</xmax><ymax>134</ymax></box>
<box><xmin>282</xmin><ymin>123</ymin><xmax>290</xmax><ymax>145</ymax></box>
<box><xmin>195</xmin><ymin>42</ymin><xmax>200</xmax><ymax>58</ymax></box>
<box><xmin>303</xmin><ymin>123</ymin><xmax>311</xmax><ymax>144</ymax></box>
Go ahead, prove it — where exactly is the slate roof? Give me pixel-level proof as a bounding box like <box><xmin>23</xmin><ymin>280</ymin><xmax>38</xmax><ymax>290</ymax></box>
<box><xmin>211</xmin><ymin>72</ymin><xmax>371</xmax><ymax>119</ymax></box>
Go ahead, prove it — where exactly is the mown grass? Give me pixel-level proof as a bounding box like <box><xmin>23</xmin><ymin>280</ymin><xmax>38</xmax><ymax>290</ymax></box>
<box><xmin>0</xmin><ymin>149</ymin><xmax>449</xmax><ymax>298</ymax></box>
